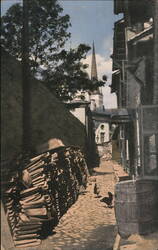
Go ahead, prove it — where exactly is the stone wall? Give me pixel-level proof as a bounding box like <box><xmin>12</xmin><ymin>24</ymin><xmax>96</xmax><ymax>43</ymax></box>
<box><xmin>1</xmin><ymin>49</ymin><xmax>86</xmax><ymax>163</ymax></box>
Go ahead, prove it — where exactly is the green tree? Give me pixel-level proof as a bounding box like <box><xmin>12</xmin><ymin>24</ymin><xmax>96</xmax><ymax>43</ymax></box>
<box><xmin>1</xmin><ymin>0</ymin><xmax>105</xmax><ymax>101</ymax></box>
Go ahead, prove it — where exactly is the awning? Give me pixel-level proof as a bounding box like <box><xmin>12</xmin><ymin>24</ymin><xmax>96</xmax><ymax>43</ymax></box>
<box><xmin>92</xmin><ymin>108</ymin><xmax>135</xmax><ymax>123</ymax></box>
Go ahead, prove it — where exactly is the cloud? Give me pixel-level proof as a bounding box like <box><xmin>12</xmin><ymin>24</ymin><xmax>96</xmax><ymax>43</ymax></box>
<box><xmin>102</xmin><ymin>86</ymin><xmax>117</xmax><ymax>108</ymax></box>
<box><xmin>102</xmin><ymin>37</ymin><xmax>113</xmax><ymax>57</ymax></box>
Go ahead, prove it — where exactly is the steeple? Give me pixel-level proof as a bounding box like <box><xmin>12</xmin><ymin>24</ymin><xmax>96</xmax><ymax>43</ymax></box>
<box><xmin>91</xmin><ymin>41</ymin><xmax>98</xmax><ymax>81</ymax></box>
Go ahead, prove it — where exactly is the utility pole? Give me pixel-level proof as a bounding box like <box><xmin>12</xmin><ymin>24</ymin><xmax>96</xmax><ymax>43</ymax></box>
<box><xmin>153</xmin><ymin>0</ymin><xmax>158</xmax><ymax>104</ymax></box>
<box><xmin>22</xmin><ymin>0</ymin><xmax>31</xmax><ymax>151</ymax></box>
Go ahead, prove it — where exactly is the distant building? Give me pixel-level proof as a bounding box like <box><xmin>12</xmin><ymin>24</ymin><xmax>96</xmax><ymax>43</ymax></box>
<box><xmin>95</xmin><ymin>123</ymin><xmax>110</xmax><ymax>144</ymax></box>
<box><xmin>72</xmin><ymin>42</ymin><xmax>104</xmax><ymax>112</ymax></box>
<box><xmin>89</xmin><ymin>42</ymin><xmax>104</xmax><ymax>112</ymax></box>
<box><xmin>89</xmin><ymin>42</ymin><xmax>110</xmax><ymax>147</ymax></box>
<box><xmin>67</xmin><ymin>42</ymin><xmax>110</xmax><ymax>157</ymax></box>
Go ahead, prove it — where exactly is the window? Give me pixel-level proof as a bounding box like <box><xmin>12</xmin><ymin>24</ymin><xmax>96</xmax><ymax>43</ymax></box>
<box><xmin>101</xmin><ymin>124</ymin><xmax>104</xmax><ymax>130</ymax></box>
<box><xmin>140</xmin><ymin>105</ymin><xmax>158</xmax><ymax>178</ymax></box>
<box><xmin>100</xmin><ymin>132</ymin><xmax>105</xmax><ymax>143</ymax></box>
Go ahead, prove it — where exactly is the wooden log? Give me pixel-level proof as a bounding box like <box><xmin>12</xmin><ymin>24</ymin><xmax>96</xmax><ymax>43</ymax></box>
<box><xmin>113</xmin><ymin>233</ymin><xmax>121</xmax><ymax>250</ymax></box>
<box><xmin>14</xmin><ymin>228</ymin><xmax>41</xmax><ymax>235</ymax></box>
<box><xmin>8</xmin><ymin>217</ymin><xmax>16</xmax><ymax>224</ymax></box>
<box><xmin>23</xmin><ymin>207</ymin><xmax>47</xmax><ymax>216</ymax></box>
<box><xmin>16</xmin><ymin>224</ymin><xmax>42</xmax><ymax>231</ymax></box>
<box><xmin>28</xmin><ymin>216</ymin><xmax>49</xmax><ymax>222</ymax></box>
<box><xmin>29</xmin><ymin>165</ymin><xmax>44</xmax><ymax>174</ymax></box>
<box><xmin>20</xmin><ymin>193</ymin><xmax>42</xmax><ymax>202</ymax></box>
<box><xmin>13</xmin><ymin>233</ymin><xmax>38</xmax><ymax>240</ymax></box>
<box><xmin>22</xmin><ymin>203</ymin><xmax>45</xmax><ymax>209</ymax></box>
<box><xmin>29</xmin><ymin>171</ymin><xmax>44</xmax><ymax>180</ymax></box>
<box><xmin>31</xmin><ymin>177</ymin><xmax>45</xmax><ymax>184</ymax></box>
<box><xmin>20</xmin><ymin>196</ymin><xmax>45</xmax><ymax>206</ymax></box>
<box><xmin>32</xmin><ymin>182</ymin><xmax>45</xmax><ymax>188</ymax></box>
<box><xmin>5</xmin><ymin>187</ymin><xmax>15</xmax><ymax>194</ymax></box>
<box><xmin>17</xmin><ymin>219</ymin><xmax>42</xmax><ymax>225</ymax></box>
<box><xmin>25</xmin><ymin>156</ymin><xmax>45</xmax><ymax>169</ymax></box>
<box><xmin>32</xmin><ymin>179</ymin><xmax>45</xmax><ymax>185</ymax></box>
<box><xmin>27</xmin><ymin>161</ymin><xmax>45</xmax><ymax>172</ymax></box>
<box><xmin>7</xmin><ymin>209</ymin><xmax>15</xmax><ymax>215</ymax></box>
<box><xmin>14</xmin><ymin>227</ymin><xmax>42</xmax><ymax>234</ymax></box>
<box><xmin>18</xmin><ymin>212</ymin><xmax>31</xmax><ymax>223</ymax></box>
<box><xmin>14</xmin><ymin>238</ymin><xmax>41</xmax><ymax>247</ymax></box>
<box><xmin>20</xmin><ymin>186</ymin><xmax>40</xmax><ymax>198</ymax></box>
<box><xmin>30</xmin><ymin>172</ymin><xmax>44</xmax><ymax>180</ymax></box>
<box><xmin>30</xmin><ymin>152</ymin><xmax>49</xmax><ymax>163</ymax></box>
<box><xmin>5</xmin><ymin>204</ymin><xmax>14</xmax><ymax>209</ymax></box>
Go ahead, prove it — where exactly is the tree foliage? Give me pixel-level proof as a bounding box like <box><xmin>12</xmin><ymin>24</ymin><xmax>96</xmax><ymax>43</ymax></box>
<box><xmin>1</xmin><ymin>0</ymin><xmax>105</xmax><ymax>100</ymax></box>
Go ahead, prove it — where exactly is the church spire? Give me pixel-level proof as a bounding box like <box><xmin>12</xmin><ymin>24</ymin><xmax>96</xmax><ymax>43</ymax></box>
<box><xmin>91</xmin><ymin>41</ymin><xmax>98</xmax><ymax>81</ymax></box>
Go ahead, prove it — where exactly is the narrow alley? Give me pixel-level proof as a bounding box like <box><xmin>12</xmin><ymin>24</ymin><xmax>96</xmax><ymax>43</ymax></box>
<box><xmin>32</xmin><ymin>159</ymin><xmax>119</xmax><ymax>250</ymax></box>
<box><xmin>1</xmin><ymin>1</ymin><xmax>158</xmax><ymax>250</ymax></box>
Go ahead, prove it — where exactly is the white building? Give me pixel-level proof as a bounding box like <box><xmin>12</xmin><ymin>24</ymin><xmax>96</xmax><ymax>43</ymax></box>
<box><xmin>95</xmin><ymin>123</ymin><xmax>110</xmax><ymax>144</ymax></box>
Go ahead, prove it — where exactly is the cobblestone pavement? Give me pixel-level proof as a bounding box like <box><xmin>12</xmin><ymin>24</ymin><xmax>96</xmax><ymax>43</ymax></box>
<box><xmin>5</xmin><ymin>159</ymin><xmax>158</xmax><ymax>250</ymax></box>
<box><xmin>119</xmin><ymin>231</ymin><xmax>158</xmax><ymax>250</ymax></box>
<box><xmin>36</xmin><ymin>159</ymin><xmax>118</xmax><ymax>250</ymax></box>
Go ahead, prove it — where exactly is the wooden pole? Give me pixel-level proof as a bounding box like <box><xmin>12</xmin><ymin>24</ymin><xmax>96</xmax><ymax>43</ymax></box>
<box><xmin>1</xmin><ymin>202</ymin><xmax>14</xmax><ymax>249</ymax></box>
<box><xmin>22</xmin><ymin>0</ymin><xmax>31</xmax><ymax>151</ymax></box>
<box><xmin>113</xmin><ymin>233</ymin><xmax>121</xmax><ymax>250</ymax></box>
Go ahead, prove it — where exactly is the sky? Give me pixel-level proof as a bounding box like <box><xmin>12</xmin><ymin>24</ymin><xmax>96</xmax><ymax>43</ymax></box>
<box><xmin>1</xmin><ymin>0</ymin><xmax>122</xmax><ymax>108</ymax></box>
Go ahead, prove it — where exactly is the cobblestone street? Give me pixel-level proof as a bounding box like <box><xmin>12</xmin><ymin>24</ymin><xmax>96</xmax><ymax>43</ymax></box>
<box><xmin>37</xmin><ymin>159</ymin><xmax>118</xmax><ymax>250</ymax></box>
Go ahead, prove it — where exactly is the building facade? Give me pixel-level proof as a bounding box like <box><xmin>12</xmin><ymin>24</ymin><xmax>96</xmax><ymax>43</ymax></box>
<box><xmin>111</xmin><ymin>0</ymin><xmax>158</xmax><ymax>179</ymax></box>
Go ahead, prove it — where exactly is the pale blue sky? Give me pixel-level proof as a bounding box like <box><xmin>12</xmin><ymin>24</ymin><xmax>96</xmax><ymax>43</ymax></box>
<box><xmin>61</xmin><ymin>1</ymin><xmax>120</xmax><ymax>57</ymax></box>
<box><xmin>2</xmin><ymin>0</ymin><xmax>118</xmax><ymax>56</ymax></box>
<box><xmin>1</xmin><ymin>0</ymin><xmax>122</xmax><ymax>107</ymax></box>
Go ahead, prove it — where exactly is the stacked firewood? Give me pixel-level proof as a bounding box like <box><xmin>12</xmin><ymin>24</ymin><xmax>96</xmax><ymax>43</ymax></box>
<box><xmin>3</xmin><ymin>146</ymin><xmax>89</xmax><ymax>248</ymax></box>
<box><xmin>3</xmin><ymin>172</ymin><xmax>47</xmax><ymax>247</ymax></box>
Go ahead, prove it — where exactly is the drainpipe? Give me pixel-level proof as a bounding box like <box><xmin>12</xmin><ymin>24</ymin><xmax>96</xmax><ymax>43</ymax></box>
<box><xmin>153</xmin><ymin>0</ymin><xmax>158</xmax><ymax>104</ymax></box>
<box><xmin>152</xmin><ymin>0</ymin><xmax>158</xmax><ymax>178</ymax></box>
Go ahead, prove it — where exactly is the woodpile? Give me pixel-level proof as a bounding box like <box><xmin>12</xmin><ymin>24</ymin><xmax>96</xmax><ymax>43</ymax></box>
<box><xmin>3</xmin><ymin>146</ymin><xmax>89</xmax><ymax>248</ymax></box>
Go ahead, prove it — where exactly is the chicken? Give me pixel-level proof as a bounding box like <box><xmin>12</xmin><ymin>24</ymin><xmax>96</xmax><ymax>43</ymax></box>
<box><xmin>94</xmin><ymin>183</ymin><xmax>100</xmax><ymax>197</ymax></box>
<box><xmin>100</xmin><ymin>192</ymin><xmax>113</xmax><ymax>207</ymax></box>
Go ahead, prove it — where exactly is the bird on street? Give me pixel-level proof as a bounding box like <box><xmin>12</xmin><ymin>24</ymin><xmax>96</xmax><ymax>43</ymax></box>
<box><xmin>94</xmin><ymin>183</ymin><xmax>100</xmax><ymax>198</ymax></box>
<box><xmin>100</xmin><ymin>192</ymin><xmax>113</xmax><ymax>207</ymax></box>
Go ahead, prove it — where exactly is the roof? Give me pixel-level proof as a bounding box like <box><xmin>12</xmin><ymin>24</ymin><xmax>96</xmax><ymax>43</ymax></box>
<box><xmin>91</xmin><ymin>42</ymin><xmax>98</xmax><ymax>81</ymax></box>
<box><xmin>128</xmin><ymin>26</ymin><xmax>153</xmax><ymax>43</ymax></box>
<box><xmin>66</xmin><ymin>100</ymin><xmax>90</xmax><ymax>109</ymax></box>
<box><xmin>92</xmin><ymin>108</ymin><xmax>135</xmax><ymax>123</ymax></box>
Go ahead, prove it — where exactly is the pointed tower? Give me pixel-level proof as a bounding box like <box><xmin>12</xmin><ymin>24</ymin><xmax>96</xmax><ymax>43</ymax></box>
<box><xmin>90</xmin><ymin>42</ymin><xmax>103</xmax><ymax>111</ymax></box>
<box><xmin>91</xmin><ymin>42</ymin><xmax>98</xmax><ymax>81</ymax></box>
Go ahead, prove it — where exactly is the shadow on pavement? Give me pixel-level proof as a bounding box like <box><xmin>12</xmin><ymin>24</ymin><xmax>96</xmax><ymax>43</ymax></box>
<box><xmin>81</xmin><ymin>224</ymin><xmax>117</xmax><ymax>250</ymax></box>
<box><xmin>92</xmin><ymin>171</ymin><xmax>114</xmax><ymax>176</ymax></box>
